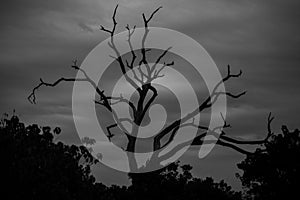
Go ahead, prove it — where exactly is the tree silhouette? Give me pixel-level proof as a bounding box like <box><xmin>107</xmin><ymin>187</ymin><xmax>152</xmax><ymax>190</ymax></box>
<box><xmin>237</xmin><ymin>125</ymin><xmax>300</xmax><ymax>199</ymax></box>
<box><xmin>28</xmin><ymin>5</ymin><xmax>274</xmax><ymax>172</ymax></box>
<box><xmin>1</xmin><ymin>114</ymin><xmax>243</xmax><ymax>199</ymax></box>
<box><xmin>0</xmin><ymin>114</ymin><xmax>108</xmax><ymax>200</ymax></box>
<box><xmin>127</xmin><ymin>161</ymin><xmax>242</xmax><ymax>200</ymax></box>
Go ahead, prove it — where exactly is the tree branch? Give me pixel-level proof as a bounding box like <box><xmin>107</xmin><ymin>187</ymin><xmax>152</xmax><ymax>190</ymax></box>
<box><xmin>219</xmin><ymin>112</ymin><xmax>275</xmax><ymax>144</ymax></box>
<box><xmin>216</xmin><ymin>140</ymin><xmax>254</xmax><ymax>155</ymax></box>
<box><xmin>105</xmin><ymin>95</ymin><xmax>137</xmax><ymax>118</ymax></box>
<box><xmin>140</xmin><ymin>6</ymin><xmax>163</xmax><ymax>78</ymax></box>
<box><xmin>139</xmin><ymin>85</ymin><xmax>158</xmax><ymax>122</ymax></box>
<box><xmin>150</xmin><ymin>47</ymin><xmax>172</xmax><ymax>74</ymax></box>
<box><xmin>125</xmin><ymin>24</ymin><xmax>137</xmax><ymax>69</ymax></box>
<box><xmin>100</xmin><ymin>4</ymin><xmax>141</xmax><ymax>92</ymax></box>
<box><xmin>153</xmin><ymin>65</ymin><xmax>246</xmax><ymax>150</ymax></box>
<box><xmin>28</xmin><ymin>77</ymin><xmax>86</xmax><ymax>104</ymax></box>
<box><xmin>142</xmin><ymin>6</ymin><xmax>162</xmax><ymax>27</ymax></box>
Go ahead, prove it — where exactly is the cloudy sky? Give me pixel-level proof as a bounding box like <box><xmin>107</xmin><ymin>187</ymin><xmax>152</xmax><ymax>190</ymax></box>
<box><xmin>1</xmin><ymin>0</ymin><xmax>300</xmax><ymax>190</ymax></box>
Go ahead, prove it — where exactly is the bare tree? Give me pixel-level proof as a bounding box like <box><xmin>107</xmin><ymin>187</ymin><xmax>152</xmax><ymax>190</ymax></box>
<box><xmin>28</xmin><ymin>5</ymin><xmax>274</xmax><ymax>172</ymax></box>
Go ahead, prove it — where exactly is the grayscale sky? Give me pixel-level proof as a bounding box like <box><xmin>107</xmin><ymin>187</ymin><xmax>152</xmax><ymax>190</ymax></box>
<box><xmin>1</xmin><ymin>0</ymin><xmax>300</xmax><ymax>190</ymax></box>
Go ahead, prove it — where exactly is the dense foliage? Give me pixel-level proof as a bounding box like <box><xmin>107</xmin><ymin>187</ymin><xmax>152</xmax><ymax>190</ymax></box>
<box><xmin>0</xmin><ymin>115</ymin><xmax>105</xmax><ymax>199</ymax></box>
<box><xmin>3</xmin><ymin>115</ymin><xmax>299</xmax><ymax>199</ymax></box>
<box><xmin>237</xmin><ymin>126</ymin><xmax>300</xmax><ymax>199</ymax></box>
<box><xmin>0</xmin><ymin>115</ymin><xmax>242</xmax><ymax>199</ymax></box>
<box><xmin>127</xmin><ymin>163</ymin><xmax>241</xmax><ymax>200</ymax></box>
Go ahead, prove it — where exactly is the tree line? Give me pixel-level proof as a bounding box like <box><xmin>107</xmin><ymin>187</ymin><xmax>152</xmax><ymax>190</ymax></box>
<box><xmin>0</xmin><ymin>114</ymin><xmax>299</xmax><ymax>199</ymax></box>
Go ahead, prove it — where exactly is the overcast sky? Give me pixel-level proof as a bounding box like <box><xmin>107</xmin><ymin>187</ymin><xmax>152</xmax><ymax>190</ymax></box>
<box><xmin>1</xmin><ymin>0</ymin><xmax>300</xmax><ymax>190</ymax></box>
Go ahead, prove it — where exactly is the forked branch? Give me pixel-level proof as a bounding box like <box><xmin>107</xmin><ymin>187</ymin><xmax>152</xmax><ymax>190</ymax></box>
<box><xmin>28</xmin><ymin>61</ymin><xmax>112</xmax><ymax>111</ymax></box>
<box><xmin>153</xmin><ymin>65</ymin><xmax>246</xmax><ymax>150</ymax></box>
<box><xmin>159</xmin><ymin>113</ymin><xmax>275</xmax><ymax>160</ymax></box>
